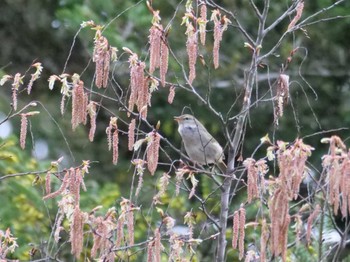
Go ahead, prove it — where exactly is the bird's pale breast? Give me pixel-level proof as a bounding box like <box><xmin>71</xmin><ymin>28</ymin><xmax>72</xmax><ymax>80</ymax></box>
<box><xmin>178</xmin><ymin>124</ymin><xmax>223</xmax><ymax>164</ymax></box>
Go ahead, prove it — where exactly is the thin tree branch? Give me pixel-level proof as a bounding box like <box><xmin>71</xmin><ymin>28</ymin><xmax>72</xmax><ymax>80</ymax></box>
<box><xmin>297</xmin><ymin>15</ymin><xmax>350</xmax><ymax>28</ymax></box>
<box><xmin>0</xmin><ymin>106</ymin><xmax>14</xmax><ymax>125</ymax></box>
<box><xmin>263</xmin><ymin>1</ymin><xmax>298</xmax><ymax>35</ymax></box>
<box><xmin>298</xmin><ymin>0</ymin><xmax>346</xmax><ymax>27</ymax></box>
<box><xmin>206</xmin><ymin>0</ymin><xmax>255</xmax><ymax>45</ymax></box>
<box><xmin>0</xmin><ymin>169</ymin><xmax>51</xmax><ymax>181</ymax></box>
<box><xmin>249</xmin><ymin>0</ymin><xmax>262</xmax><ymax>20</ymax></box>
<box><xmin>112</xmin><ymin>238</ymin><xmax>152</xmax><ymax>251</ymax></box>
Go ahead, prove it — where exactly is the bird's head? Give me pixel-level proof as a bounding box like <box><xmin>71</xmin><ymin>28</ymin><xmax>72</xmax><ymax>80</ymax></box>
<box><xmin>174</xmin><ymin>114</ymin><xmax>196</xmax><ymax>125</ymax></box>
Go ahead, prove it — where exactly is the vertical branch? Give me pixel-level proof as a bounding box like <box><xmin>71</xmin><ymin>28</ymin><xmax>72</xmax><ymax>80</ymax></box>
<box><xmin>216</xmin><ymin>65</ymin><xmax>256</xmax><ymax>262</ymax></box>
<box><xmin>216</xmin><ymin>1</ymin><xmax>269</xmax><ymax>260</ymax></box>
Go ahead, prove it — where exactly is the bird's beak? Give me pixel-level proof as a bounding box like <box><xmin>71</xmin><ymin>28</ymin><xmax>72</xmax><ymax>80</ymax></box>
<box><xmin>174</xmin><ymin>116</ymin><xmax>180</xmax><ymax>122</ymax></box>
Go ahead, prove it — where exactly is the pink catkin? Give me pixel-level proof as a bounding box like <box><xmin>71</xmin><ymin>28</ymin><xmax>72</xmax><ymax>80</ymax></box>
<box><xmin>344</xmin><ymin>158</ymin><xmax>350</xmax><ymax>217</ymax></box>
<box><xmin>127</xmin><ymin>203</ymin><xmax>134</xmax><ymax>245</ymax></box>
<box><xmin>135</xmin><ymin>172</ymin><xmax>144</xmax><ymax>197</ymax></box>
<box><xmin>70</xmin><ymin>207</ymin><xmax>84</xmax><ymax>258</ymax></box>
<box><xmin>322</xmin><ymin>136</ymin><xmax>350</xmax><ymax>217</ymax></box>
<box><xmin>330</xmin><ymin>163</ymin><xmax>340</xmax><ymax>215</ymax></box>
<box><xmin>12</xmin><ymin>73</ymin><xmax>21</xmax><ymax>111</ymax></box>
<box><xmin>102</xmin><ymin>47</ymin><xmax>111</xmax><ymax>87</ymax></box>
<box><xmin>128</xmin><ymin>85</ymin><xmax>137</xmax><ymax>114</ymax></box>
<box><xmin>106</xmin><ymin>125</ymin><xmax>113</xmax><ymax>151</ymax></box>
<box><xmin>276</xmin><ymin>139</ymin><xmax>312</xmax><ymax>200</ymax></box>
<box><xmin>306</xmin><ymin>204</ymin><xmax>321</xmax><ymax>245</ymax></box>
<box><xmin>129</xmin><ymin>60</ymin><xmax>146</xmax><ymax>115</ymax></box>
<box><xmin>271</xmin><ymin>197</ymin><xmax>279</xmax><ymax>256</ymax></box>
<box><xmin>95</xmin><ymin>54</ymin><xmax>103</xmax><ymax>88</ymax></box>
<box><xmin>232</xmin><ymin>211</ymin><xmax>239</xmax><ymax>249</ymax></box>
<box><xmin>82</xmin><ymin>93</ymin><xmax>88</xmax><ymax>125</ymax></box>
<box><xmin>93</xmin><ymin>36</ymin><xmax>110</xmax><ymax>88</ymax></box>
<box><xmin>45</xmin><ymin>172</ymin><xmax>51</xmax><ymax>195</ymax></box>
<box><xmin>128</xmin><ymin>61</ymin><xmax>138</xmax><ymax>114</ymax></box>
<box><xmin>244</xmin><ymin>158</ymin><xmax>258</xmax><ymax>203</ymax></box>
<box><xmin>270</xmin><ymin>189</ymin><xmax>280</xmax><ymax>256</ymax></box>
<box><xmin>275</xmin><ymin>74</ymin><xmax>290</xmax><ymax>124</ymax></box>
<box><xmin>116</xmin><ymin>217</ymin><xmax>124</xmax><ymax>248</ymax></box>
<box><xmin>154</xmin><ymin>228</ymin><xmax>161</xmax><ymax>262</ymax></box>
<box><xmin>133</xmin><ymin>159</ymin><xmax>146</xmax><ymax>196</ymax></box>
<box><xmin>168</xmin><ymin>86</ymin><xmax>175</xmax><ymax>104</ymax></box>
<box><xmin>340</xmin><ymin>161</ymin><xmax>348</xmax><ymax>216</ymax></box>
<box><xmin>107</xmin><ymin>117</ymin><xmax>117</xmax><ymax>154</ymax></box>
<box><xmin>27</xmin><ymin>76</ymin><xmax>35</xmax><ymax>95</ymax></box>
<box><xmin>20</xmin><ymin>114</ymin><xmax>28</xmax><ymax>149</ymax></box>
<box><xmin>186</xmin><ymin>31</ymin><xmax>197</xmax><ymax>84</ymax></box>
<box><xmin>92</xmin><ymin>215</ymin><xmax>115</xmax><ymax>261</ymax></box>
<box><xmin>260</xmin><ymin>219</ymin><xmax>268</xmax><ymax>262</ymax></box>
<box><xmin>12</xmin><ymin>88</ymin><xmax>18</xmax><ymax>111</ymax></box>
<box><xmin>91</xmin><ymin>217</ymin><xmax>103</xmax><ymax>257</ymax></box>
<box><xmin>128</xmin><ymin>119</ymin><xmax>136</xmax><ymax>151</ymax></box>
<box><xmin>27</xmin><ymin>63</ymin><xmax>42</xmax><ymax>95</ymax></box>
<box><xmin>269</xmin><ymin>188</ymin><xmax>290</xmax><ymax>258</ymax></box>
<box><xmin>280</xmin><ymin>194</ymin><xmax>289</xmax><ymax>255</ymax></box>
<box><xmin>256</xmin><ymin>159</ymin><xmax>268</xmax><ymax>193</ymax></box>
<box><xmin>112</xmin><ymin>129</ymin><xmax>119</xmax><ymax>165</ymax></box>
<box><xmin>153</xmin><ymin>173</ymin><xmax>171</xmax><ymax>204</ymax></box>
<box><xmin>175</xmin><ymin>169</ymin><xmax>186</xmax><ymax>196</ymax></box>
<box><xmin>160</xmin><ymin>37</ymin><xmax>169</xmax><ymax>87</ymax></box>
<box><xmin>238</xmin><ymin>207</ymin><xmax>246</xmax><ymax>260</ymax></box>
<box><xmin>139</xmin><ymin>77</ymin><xmax>149</xmax><ymax>118</ymax></box>
<box><xmin>326</xmin><ymin>138</ymin><xmax>350</xmax><ymax>218</ymax></box>
<box><xmin>342</xmin><ymin>163</ymin><xmax>350</xmax><ymax>217</ymax></box>
<box><xmin>54</xmin><ymin>213</ymin><xmax>64</xmax><ymax>243</ymax></box>
<box><xmin>159</xmin><ymin>173</ymin><xmax>170</xmax><ymax>197</ymax></box>
<box><xmin>130</xmin><ymin>63</ymin><xmax>141</xmax><ymax>111</ymax></box>
<box><xmin>199</xmin><ymin>4</ymin><xmax>207</xmax><ymax>45</ymax></box>
<box><xmin>288</xmin><ymin>1</ymin><xmax>304</xmax><ymax>30</ymax></box>
<box><xmin>213</xmin><ymin>22</ymin><xmax>223</xmax><ymax>69</ymax></box>
<box><xmin>248</xmin><ymin>168</ymin><xmax>258</xmax><ymax>202</ymax></box>
<box><xmin>69</xmin><ymin>168</ymin><xmax>83</xmax><ymax>207</ymax></box>
<box><xmin>72</xmin><ymin>80</ymin><xmax>87</xmax><ymax>130</ymax></box>
<box><xmin>281</xmin><ymin>214</ymin><xmax>291</xmax><ymax>262</ymax></box>
<box><xmin>146</xmin><ymin>131</ymin><xmax>161</xmax><ymax>175</ymax></box>
<box><xmin>88</xmin><ymin>102</ymin><xmax>97</xmax><ymax>142</ymax></box>
<box><xmin>60</xmin><ymin>95</ymin><xmax>66</xmax><ymax>115</ymax></box>
<box><xmin>91</xmin><ymin>217</ymin><xmax>111</xmax><ymax>258</ymax></box>
<box><xmin>147</xmin><ymin>241</ymin><xmax>154</xmax><ymax>262</ymax></box>
<box><xmin>149</xmin><ymin>25</ymin><xmax>163</xmax><ymax>74</ymax></box>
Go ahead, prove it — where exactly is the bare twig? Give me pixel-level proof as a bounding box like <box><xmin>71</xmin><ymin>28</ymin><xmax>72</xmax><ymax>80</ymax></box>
<box><xmin>298</xmin><ymin>0</ymin><xmax>346</xmax><ymax>26</ymax></box>
<box><xmin>206</xmin><ymin>0</ymin><xmax>255</xmax><ymax>45</ymax></box>
<box><xmin>0</xmin><ymin>169</ymin><xmax>51</xmax><ymax>181</ymax></box>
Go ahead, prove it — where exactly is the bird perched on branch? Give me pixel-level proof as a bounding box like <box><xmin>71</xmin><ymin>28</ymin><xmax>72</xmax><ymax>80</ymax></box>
<box><xmin>174</xmin><ymin>114</ymin><xmax>226</xmax><ymax>172</ymax></box>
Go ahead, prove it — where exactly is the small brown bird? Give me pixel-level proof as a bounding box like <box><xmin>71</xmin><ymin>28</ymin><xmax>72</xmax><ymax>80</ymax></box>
<box><xmin>174</xmin><ymin>114</ymin><xmax>226</xmax><ymax>172</ymax></box>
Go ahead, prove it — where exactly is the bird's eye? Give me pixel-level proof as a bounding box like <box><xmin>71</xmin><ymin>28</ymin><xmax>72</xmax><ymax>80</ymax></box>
<box><xmin>185</xmin><ymin>117</ymin><xmax>189</xmax><ymax>120</ymax></box>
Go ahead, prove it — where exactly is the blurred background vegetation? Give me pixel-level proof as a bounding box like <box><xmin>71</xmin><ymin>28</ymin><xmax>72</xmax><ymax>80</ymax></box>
<box><xmin>0</xmin><ymin>0</ymin><xmax>349</xmax><ymax>260</ymax></box>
